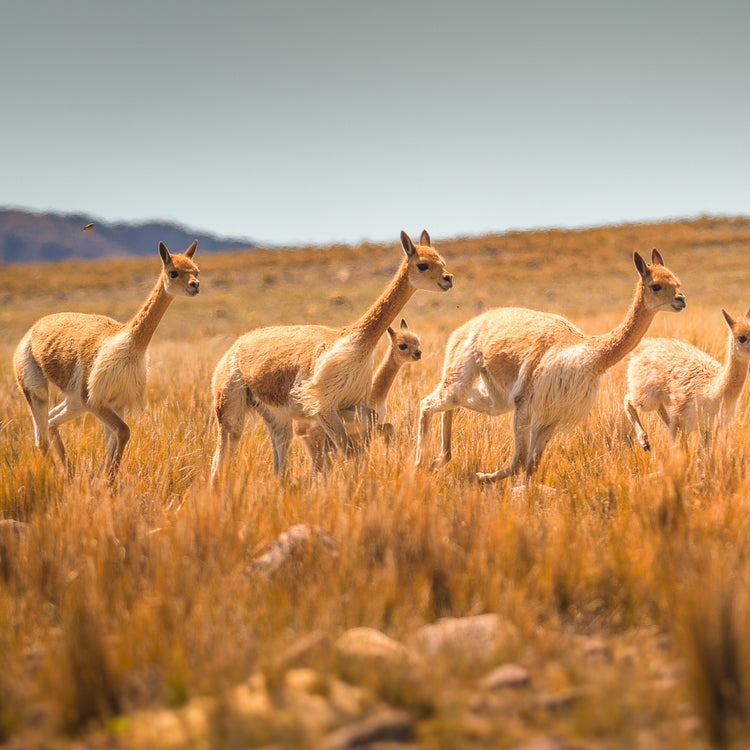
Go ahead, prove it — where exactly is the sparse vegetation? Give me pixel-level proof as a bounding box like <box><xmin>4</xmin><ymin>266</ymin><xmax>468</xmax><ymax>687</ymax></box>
<box><xmin>2</xmin><ymin>217</ymin><xmax>750</xmax><ymax>748</ymax></box>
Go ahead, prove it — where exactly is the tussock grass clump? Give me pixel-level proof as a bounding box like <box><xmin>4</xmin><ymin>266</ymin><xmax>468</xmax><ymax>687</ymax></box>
<box><xmin>2</xmin><ymin>217</ymin><xmax>750</xmax><ymax>747</ymax></box>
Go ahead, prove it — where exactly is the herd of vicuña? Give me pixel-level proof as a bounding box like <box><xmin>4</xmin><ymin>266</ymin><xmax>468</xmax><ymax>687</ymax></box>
<box><xmin>14</xmin><ymin>229</ymin><xmax>748</xmax><ymax>487</ymax></box>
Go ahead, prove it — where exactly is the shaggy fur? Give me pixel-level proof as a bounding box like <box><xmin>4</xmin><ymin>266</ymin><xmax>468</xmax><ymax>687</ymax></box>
<box><xmin>13</xmin><ymin>241</ymin><xmax>200</xmax><ymax>481</ymax></box>
<box><xmin>210</xmin><ymin>231</ymin><xmax>452</xmax><ymax>483</ymax></box>
<box><xmin>624</xmin><ymin>308</ymin><xmax>750</xmax><ymax>449</ymax></box>
<box><xmin>294</xmin><ymin>319</ymin><xmax>422</xmax><ymax>470</ymax></box>
<box><xmin>416</xmin><ymin>249</ymin><xmax>686</xmax><ymax>482</ymax></box>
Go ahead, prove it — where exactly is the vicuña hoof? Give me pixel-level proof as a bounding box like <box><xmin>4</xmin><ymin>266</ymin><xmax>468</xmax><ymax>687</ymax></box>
<box><xmin>429</xmin><ymin>455</ymin><xmax>449</xmax><ymax>471</ymax></box>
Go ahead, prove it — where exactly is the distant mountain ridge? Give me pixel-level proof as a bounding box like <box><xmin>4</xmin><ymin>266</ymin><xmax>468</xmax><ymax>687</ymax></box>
<box><xmin>0</xmin><ymin>209</ymin><xmax>256</xmax><ymax>263</ymax></box>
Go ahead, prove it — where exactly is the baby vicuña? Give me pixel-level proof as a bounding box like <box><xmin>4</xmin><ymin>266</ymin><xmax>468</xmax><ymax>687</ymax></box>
<box><xmin>624</xmin><ymin>308</ymin><xmax>750</xmax><ymax>450</ymax></box>
<box><xmin>294</xmin><ymin>318</ymin><xmax>423</xmax><ymax>470</ymax></box>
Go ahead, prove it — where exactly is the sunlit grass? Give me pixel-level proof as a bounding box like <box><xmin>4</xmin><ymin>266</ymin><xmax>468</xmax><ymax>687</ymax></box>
<box><xmin>2</xmin><ymin>217</ymin><xmax>750</xmax><ymax>747</ymax></box>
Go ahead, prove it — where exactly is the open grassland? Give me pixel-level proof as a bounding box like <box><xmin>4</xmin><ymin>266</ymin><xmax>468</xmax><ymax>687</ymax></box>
<box><xmin>3</xmin><ymin>217</ymin><xmax>750</xmax><ymax>749</ymax></box>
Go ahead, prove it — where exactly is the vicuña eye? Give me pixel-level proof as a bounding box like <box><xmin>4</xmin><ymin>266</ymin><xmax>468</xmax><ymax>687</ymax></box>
<box><xmin>169</xmin><ymin>271</ymin><xmax>179</xmax><ymax>279</ymax></box>
<box><xmin>650</xmin><ymin>284</ymin><xmax>661</xmax><ymax>292</ymax></box>
<box><xmin>398</xmin><ymin>344</ymin><xmax>408</xmax><ymax>350</ymax></box>
<box><xmin>416</xmin><ymin>263</ymin><xmax>429</xmax><ymax>271</ymax></box>
<box><xmin>740</xmin><ymin>336</ymin><xmax>748</xmax><ymax>344</ymax></box>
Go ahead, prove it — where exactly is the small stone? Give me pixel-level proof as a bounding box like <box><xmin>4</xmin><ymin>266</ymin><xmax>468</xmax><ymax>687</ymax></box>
<box><xmin>533</xmin><ymin>688</ymin><xmax>583</xmax><ymax>711</ymax></box>
<box><xmin>413</xmin><ymin>614</ymin><xmax>507</xmax><ymax>661</ymax></box>
<box><xmin>480</xmin><ymin>663</ymin><xmax>531</xmax><ymax>690</ymax></box>
<box><xmin>510</xmin><ymin>735</ymin><xmax>566</xmax><ymax>750</ymax></box>
<box><xmin>282</xmin><ymin>630</ymin><xmax>333</xmax><ymax>669</ymax></box>
<box><xmin>335</xmin><ymin>627</ymin><xmax>417</xmax><ymax>677</ymax></box>
<box><xmin>581</xmin><ymin>636</ymin><xmax>611</xmax><ymax>660</ymax></box>
<box><xmin>250</xmin><ymin>524</ymin><xmax>337</xmax><ymax>578</ymax></box>
<box><xmin>321</xmin><ymin>709</ymin><xmax>414</xmax><ymax>750</ymax></box>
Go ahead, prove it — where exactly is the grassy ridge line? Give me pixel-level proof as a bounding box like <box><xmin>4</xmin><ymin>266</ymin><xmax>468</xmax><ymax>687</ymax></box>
<box><xmin>1</xmin><ymin>216</ymin><xmax>750</xmax><ymax>747</ymax></box>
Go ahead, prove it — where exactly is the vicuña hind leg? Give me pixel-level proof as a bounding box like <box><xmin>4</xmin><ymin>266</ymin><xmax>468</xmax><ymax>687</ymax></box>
<box><xmin>210</xmin><ymin>424</ymin><xmax>243</xmax><ymax>488</ymax></box>
<box><xmin>416</xmin><ymin>385</ymin><xmax>471</xmax><ymax>469</ymax></box>
<box><xmin>15</xmin><ymin>341</ymin><xmax>50</xmax><ymax>450</ymax></box>
<box><xmin>268</xmin><ymin>418</ymin><xmax>293</xmax><ymax>478</ymax></box>
<box><xmin>416</xmin><ymin>347</ymin><xmax>481</xmax><ymax>469</ymax></box>
<box><xmin>20</xmin><ymin>387</ymin><xmax>50</xmax><ymax>452</ymax></box>
<box><xmin>428</xmin><ymin>409</ymin><xmax>454</xmax><ymax>470</ymax></box>
<box><xmin>624</xmin><ymin>393</ymin><xmax>650</xmax><ymax>451</ymax></box>
<box><xmin>476</xmin><ymin>403</ymin><xmax>531</xmax><ymax>483</ymax></box>
<box><xmin>47</xmin><ymin>399</ymin><xmax>87</xmax><ymax>478</ymax></box>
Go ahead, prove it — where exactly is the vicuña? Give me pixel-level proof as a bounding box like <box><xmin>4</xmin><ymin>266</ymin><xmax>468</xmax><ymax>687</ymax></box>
<box><xmin>14</xmin><ymin>241</ymin><xmax>200</xmax><ymax>482</ymax></box>
<box><xmin>295</xmin><ymin>318</ymin><xmax>423</xmax><ymax>470</ymax></box>
<box><xmin>624</xmin><ymin>307</ymin><xmax>750</xmax><ymax>449</ymax></box>
<box><xmin>210</xmin><ymin>231</ymin><xmax>452</xmax><ymax>484</ymax></box>
<box><xmin>416</xmin><ymin>249</ymin><xmax>685</xmax><ymax>482</ymax></box>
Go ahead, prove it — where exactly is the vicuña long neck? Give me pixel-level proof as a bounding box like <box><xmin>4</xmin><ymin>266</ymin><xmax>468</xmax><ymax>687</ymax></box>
<box><xmin>368</xmin><ymin>350</ymin><xmax>402</xmax><ymax>410</ymax></box>
<box><xmin>123</xmin><ymin>276</ymin><xmax>173</xmax><ymax>355</ymax></box>
<box><xmin>345</xmin><ymin>260</ymin><xmax>414</xmax><ymax>346</ymax></box>
<box><xmin>715</xmin><ymin>334</ymin><xmax>750</xmax><ymax>404</ymax></box>
<box><xmin>588</xmin><ymin>281</ymin><xmax>656</xmax><ymax>375</ymax></box>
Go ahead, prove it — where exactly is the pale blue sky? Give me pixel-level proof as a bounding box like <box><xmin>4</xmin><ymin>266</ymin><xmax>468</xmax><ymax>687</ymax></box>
<box><xmin>1</xmin><ymin>0</ymin><xmax>748</xmax><ymax>246</ymax></box>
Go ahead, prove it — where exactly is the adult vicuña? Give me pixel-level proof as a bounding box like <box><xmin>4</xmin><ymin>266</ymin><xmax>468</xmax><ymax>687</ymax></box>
<box><xmin>295</xmin><ymin>318</ymin><xmax>422</xmax><ymax>470</ymax></box>
<box><xmin>624</xmin><ymin>308</ymin><xmax>750</xmax><ymax>450</ymax></box>
<box><xmin>14</xmin><ymin>241</ymin><xmax>200</xmax><ymax>482</ymax></box>
<box><xmin>210</xmin><ymin>231</ymin><xmax>452</xmax><ymax>483</ymax></box>
<box><xmin>416</xmin><ymin>249</ymin><xmax>685</xmax><ymax>482</ymax></box>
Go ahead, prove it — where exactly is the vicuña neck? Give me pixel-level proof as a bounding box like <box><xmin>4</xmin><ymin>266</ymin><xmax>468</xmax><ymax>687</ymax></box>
<box><xmin>368</xmin><ymin>349</ymin><xmax>402</xmax><ymax>410</ymax></box>
<box><xmin>715</xmin><ymin>334</ymin><xmax>750</xmax><ymax>403</ymax></box>
<box><xmin>588</xmin><ymin>281</ymin><xmax>656</xmax><ymax>375</ymax></box>
<box><xmin>345</xmin><ymin>260</ymin><xmax>414</xmax><ymax>345</ymax></box>
<box><xmin>123</xmin><ymin>276</ymin><xmax>173</xmax><ymax>355</ymax></box>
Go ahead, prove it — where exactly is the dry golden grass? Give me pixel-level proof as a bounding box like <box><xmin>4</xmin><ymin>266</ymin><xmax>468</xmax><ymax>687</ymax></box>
<box><xmin>2</xmin><ymin>217</ymin><xmax>750</xmax><ymax>748</ymax></box>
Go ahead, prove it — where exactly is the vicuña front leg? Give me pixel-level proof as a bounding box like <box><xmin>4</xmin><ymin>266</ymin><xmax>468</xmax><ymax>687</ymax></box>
<box><xmin>90</xmin><ymin>405</ymin><xmax>130</xmax><ymax>483</ymax></box>
<box><xmin>623</xmin><ymin>393</ymin><xmax>650</xmax><ymax>451</ymax></box>
<box><xmin>316</xmin><ymin>408</ymin><xmax>353</xmax><ymax>457</ymax></box>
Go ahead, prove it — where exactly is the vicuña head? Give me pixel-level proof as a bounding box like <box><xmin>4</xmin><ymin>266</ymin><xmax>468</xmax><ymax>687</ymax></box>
<box><xmin>13</xmin><ymin>240</ymin><xmax>200</xmax><ymax>483</ymax></box>
<box><xmin>388</xmin><ymin>318</ymin><xmax>422</xmax><ymax>364</ymax></box>
<box><xmin>400</xmin><ymin>230</ymin><xmax>454</xmax><ymax>293</ymax></box>
<box><xmin>210</xmin><ymin>230</ymin><xmax>452</xmax><ymax>485</ymax></box>
<box><xmin>416</xmin><ymin>247</ymin><xmax>685</xmax><ymax>483</ymax></box>
<box><xmin>634</xmin><ymin>248</ymin><xmax>687</xmax><ymax>314</ymax></box>
<box><xmin>160</xmin><ymin>241</ymin><xmax>201</xmax><ymax>297</ymax></box>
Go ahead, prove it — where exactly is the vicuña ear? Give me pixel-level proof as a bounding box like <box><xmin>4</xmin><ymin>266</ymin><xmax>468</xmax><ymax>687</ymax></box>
<box><xmin>651</xmin><ymin>248</ymin><xmax>664</xmax><ymax>266</ymax></box>
<box><xmin>722</xmin><ymin>309</ymin><xmax>736</xmax><ymax>328</ymax></box>
<box><xmin>633</xmin><ymin>252</ymin><xmax>648</xmax><ymax>278</ymax></box>
<box><xmin>400</xmin><ymin>318</ymin><xmax>408</xmax><ymax>329</ymax></box>
<box><xmin>420</xmin><ymin>230</ymin><xmax>431</xmax><ymax>247</ymax></box>
<box><xmin>159</xmin><ymin>242</ymin><xmax>172</xmax><ymax>266</ymax></box>
<box><xmin>185</xmin><ymin>240</ymin><xmax>198</xmax><ymax>258</ymax></box>
<box><xmin>400</xmin><ymin>231</ymin><xmax>416</xmax><ymax>257</ymax></box>
<box><xmin>387</xmin><ymin>326</ymin><xmax>395</xmax><ymax>339</ymax></box>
